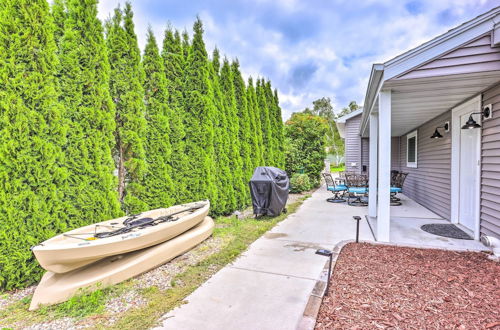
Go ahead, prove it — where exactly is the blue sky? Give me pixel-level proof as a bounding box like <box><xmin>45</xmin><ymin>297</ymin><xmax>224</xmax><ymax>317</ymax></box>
<box><xmin>97</xmin><ymin>0</ymin><xmax>498</xmax><ymax>120</ymax></box>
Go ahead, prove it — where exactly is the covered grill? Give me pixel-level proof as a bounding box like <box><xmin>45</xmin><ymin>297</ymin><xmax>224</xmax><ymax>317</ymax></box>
<box><xmin>249</xmin><ymin>167</ymin><xmax>289</xmax><ymax>217</ymax></box>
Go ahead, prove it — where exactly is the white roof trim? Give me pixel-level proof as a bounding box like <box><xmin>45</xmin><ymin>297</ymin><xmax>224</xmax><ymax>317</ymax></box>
<box><xmin>384</xmin><ymin>7</ymin><xmax>500</xmax><ymax>80</ymax></box>
<box><xmin>336</xmin><ymin>108</ymin><xmax>363</xmax><ymax>123</ymax></box>
<box><xmin>336</xmin><ymin>108</ymin><xmax>363</xmax><ymax>139</ymax></box>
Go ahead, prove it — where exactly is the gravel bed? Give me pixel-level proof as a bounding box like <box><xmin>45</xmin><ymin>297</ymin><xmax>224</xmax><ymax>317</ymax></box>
<box><xmin>22</xmin><ymin>317</ymin><xmax>83</xmax><ymax>330</ymax></box>
<box><xmin>0</xmin><ymin>286</ymin><xmax>36</xmax><ymax>310</ymax></box>
<box><xmin>316</xmin><ymin>243</ymin><xmax>500</xmax><ymax>329</ymax></box>
<box><xmin>135</xmin><ymin>236</ymin><xmax>225</xmax><ymax>291</ymax></box>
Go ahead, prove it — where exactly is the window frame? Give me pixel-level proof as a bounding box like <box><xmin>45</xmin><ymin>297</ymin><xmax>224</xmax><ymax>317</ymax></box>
<box><xmin>406</xmin><ymin>130</ymin><xmax>418</xmax><ymax>168</ymax></box>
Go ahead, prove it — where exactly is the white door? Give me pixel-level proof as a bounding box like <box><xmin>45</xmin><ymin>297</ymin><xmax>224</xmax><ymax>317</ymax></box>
<box><xmin>458</xmin><ymin>112</ymin><xmax>480</xmax><ymax>231</ymax></box>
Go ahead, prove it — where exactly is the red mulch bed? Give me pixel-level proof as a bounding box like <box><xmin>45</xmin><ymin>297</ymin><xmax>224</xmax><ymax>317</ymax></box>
<box><xmin>315</xmin><ymin>243</ymin><xmax>500</xmax><ymax>329</ymax></box>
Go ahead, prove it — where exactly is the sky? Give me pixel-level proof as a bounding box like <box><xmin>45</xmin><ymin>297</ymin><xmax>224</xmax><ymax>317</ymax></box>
<box><xmin>97</xmin><ymin>0</ymin><xmax>499</xmax><ymax>120</ymax></box>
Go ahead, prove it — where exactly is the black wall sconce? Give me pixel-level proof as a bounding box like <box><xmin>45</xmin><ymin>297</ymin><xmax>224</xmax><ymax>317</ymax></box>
<box><xmin>461</xmin><ymin>104</ymin><xmax>493</xmax><ymax>129</ymax></box>
<box><xmin>430</xmin><ymin>121</ymin><xmax>449</xmax><ymax>139</ymax></box>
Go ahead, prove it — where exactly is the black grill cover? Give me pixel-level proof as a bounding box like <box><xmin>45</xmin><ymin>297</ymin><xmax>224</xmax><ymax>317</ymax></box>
<box><xmin>249</xmin><ymin>167</ymin><xmax>289</xmax><ymax>217</ymax></box>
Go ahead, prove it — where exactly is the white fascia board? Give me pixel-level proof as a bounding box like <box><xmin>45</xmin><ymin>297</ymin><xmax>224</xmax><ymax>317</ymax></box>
<box><xmin>336</xmin><ymin>121</ymin><xmax>346</xmax><ymax>138</ymax></box>
<box><xmin>360</xmin><ymin>64</ymin><xmax>384</xmax><ymax>137</ymax></box>
<box><xmin>384</xmin><ymin>9</ymin><xmax>500</xmax><ymax>80</ymax></box>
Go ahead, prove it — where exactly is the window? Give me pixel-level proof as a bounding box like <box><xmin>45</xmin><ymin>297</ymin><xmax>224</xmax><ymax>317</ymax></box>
<box><xmin>407</xmin><ymin>130</ymin><xmax>418</xmax><ymax>168</ymax></box>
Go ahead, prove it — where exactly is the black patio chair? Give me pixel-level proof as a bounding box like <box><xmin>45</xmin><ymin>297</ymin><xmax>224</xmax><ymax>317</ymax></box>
<box><xmin>345</xmin><ymin>174</ymin><xmax>369</xmax><ymax>206</ymax></box>
<box><xmin>390</xmin><ymin>172</ymin><xmax>408</xmax><ymax>206</ymax></box>
<box><xmin>322</xmin><ymin>172</ymin><xmax>347</xmax><ymax>203</ymax></box>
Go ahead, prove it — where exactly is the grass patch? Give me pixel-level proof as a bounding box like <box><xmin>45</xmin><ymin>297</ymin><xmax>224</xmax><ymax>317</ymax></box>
<box><xmin>330</xmin><ymin>165</ymin><xmax>345</xmax><ymax>172</ymax></box>
<box><xmin>54</xmin><ymin>288</ymin><xmax>106</xmax><ymax>318</ymax></box>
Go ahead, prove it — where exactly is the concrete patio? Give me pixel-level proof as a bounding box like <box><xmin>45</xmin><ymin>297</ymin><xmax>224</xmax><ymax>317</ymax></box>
<box><xmin>157</xmin><ymin>186</ymin><xmax>486</xmax><ymax>330</ymax></box>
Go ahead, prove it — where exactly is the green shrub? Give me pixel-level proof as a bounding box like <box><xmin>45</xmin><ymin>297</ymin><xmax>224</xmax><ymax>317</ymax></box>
<box><xmin>290</xmin><ymin>173</ymin><xmax>312</xmax><ymax>193</ymax></box>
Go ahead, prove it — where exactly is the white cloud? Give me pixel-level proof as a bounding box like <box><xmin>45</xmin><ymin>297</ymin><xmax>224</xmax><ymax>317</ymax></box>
<box><xmin>95</xmin><ymin>0</ymin><xmax>499</xmax><ymax>120</ymax></box>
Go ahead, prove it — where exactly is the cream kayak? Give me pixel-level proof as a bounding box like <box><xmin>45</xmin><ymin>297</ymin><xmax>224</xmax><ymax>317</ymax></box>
<box><xmin>32</xmin><ymin>200</ymin><xmax>210</xmax><ymax>273</ymax></box>
<box><xmin>29</xmin><ymin>216</ymin><xmax>214</xmax><ymax>310</ymax></box>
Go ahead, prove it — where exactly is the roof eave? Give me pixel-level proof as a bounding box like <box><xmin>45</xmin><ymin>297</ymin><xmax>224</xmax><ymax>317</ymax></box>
<box><xmin>360</xmin><ymin>64</ymin><xmax>384</xmax><ymax>137</ymax></box>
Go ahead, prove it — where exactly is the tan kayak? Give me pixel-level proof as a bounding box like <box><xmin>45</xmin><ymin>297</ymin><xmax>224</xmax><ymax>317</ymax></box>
<box><xmin>29</xmin><ymin>216</ymin><xmax>214</xmax><ymax>310</ymax></box>
<box><xmin>32</xmin><ymin>201</ymin><xmax>210</xmax><ymax>273</ymax></box>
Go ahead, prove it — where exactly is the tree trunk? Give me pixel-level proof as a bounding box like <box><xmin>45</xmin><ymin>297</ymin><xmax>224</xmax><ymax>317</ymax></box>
<box><xmin>117</xmin><ymin>143</ymin><xmax>126</xmax><ymax>203</ymax></box>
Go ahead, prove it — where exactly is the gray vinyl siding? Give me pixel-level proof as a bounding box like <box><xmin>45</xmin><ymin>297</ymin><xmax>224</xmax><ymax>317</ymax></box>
<box><xmin>345</xmin><ymin>114</ymin><xmax>362</xmax><ymax>173</ymax></box>
<box><xmin>392</xmin><ymin>137</ymin><xmax>401</xmax><ymax>171</ymax></box>
<box><xmin>481</xmin><ymin>83</ymin><xmax>500</xmax><ymax>238</ymax></box>
<box><xmin>361</xmin><ymin>137</ymin><xmax>400</xmax><ymax>173</ymax></box>
<box><xmin>399</xmin><ymin>33</ymin><xmax>500</xmax><ymax>80</ymax></box>
<box><xmin>399</xmin><ymin>111</ymin><xmax>452</xmax><ymax>220</ymax></box>
<box><xmin>361</xmin><ymin>138</ymin><xmax>369</xmax><ymax>173</ymax></box>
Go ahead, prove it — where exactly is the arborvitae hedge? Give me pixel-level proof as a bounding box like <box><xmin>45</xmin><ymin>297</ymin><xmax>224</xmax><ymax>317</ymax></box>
<box><xmin>257</xmin><ymin>79</ymin><xmax>273</xmax><ymax>165</ymax></box>
<box><xmin>247</xmin><ymin>77</ymin><xmax>264</xmax><ymax>170</ymax></box>
<box><xmin>106</xmin><ymin>3</ymin><xmax>147</xmax><ymax>214</ymax></box>
<box><xmin>161</xmin><ymin>27</ymin><xmax>189</xmax><ymax>204</ymax></box>
<box><xmin>210</xmin><ymin>49</ymin><xmax>235</xmax><ymax>214</ymax></box>
<box><xmin>232</xmin><ymin>61</ymin><xmax>253</xmax><ymax>190</ymax></box>
<box><xmin>140</xmin><ymin>29</ymin><xmax>175</xmax><ymax>209</ymax></box>
<box><xmin>56</xmin><ymin>0</ymin><xmax>122</xmax><ymax>229</ymax></box>
<box><xmin>0</xmin><ymin>0</ymin><xmax>69</xmax><ymax>289</ymax></box>
<box><xmin>220</xmin><ymin>59</ymin><xmax>247</xmax><ymax>208</ymax></box>
<box><xmin>1</xmin><ymin>2</ymin><xmax>285</xmax><ymax>289</ymax></box>
<box><xmin>182</xmin><ymin>18</ymin><xmax>218</xmax><ymax>207</ymax></box>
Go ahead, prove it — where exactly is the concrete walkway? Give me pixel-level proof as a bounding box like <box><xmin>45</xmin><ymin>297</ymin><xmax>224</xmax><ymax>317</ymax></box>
<box><xmin>156</xmin><ymin>187</ymin><xmax>374</xmax><ymax>330</ymax></box>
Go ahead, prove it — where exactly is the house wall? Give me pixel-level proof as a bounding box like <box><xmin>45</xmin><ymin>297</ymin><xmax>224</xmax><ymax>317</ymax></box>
<box><xmin>344</xmin><ymin>115</ymin><xmax>362</xmax><ymax>173</ymax></box>
<box><xmin>361</xmin><ymin>138</ymin><xmax>369</xmax><ymax>173</ymax></box>
<box><xmin>481</xmin><ymin>83</ymin><xmax>500</xmax><ymax>238</ymax></box>
<box><xmin>361</xmin><ymin>137</ymin><xmax>400</xmax><ymax>173</ymax></box>
<box><xmin>399</xmin><ymin>111</ymin><xmax>452</xmax><ymax>220</ymax></box>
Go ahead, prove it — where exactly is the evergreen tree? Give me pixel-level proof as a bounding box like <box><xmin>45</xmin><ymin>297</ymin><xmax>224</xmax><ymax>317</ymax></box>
<box><xmin>140</xmin><ymin>28</ymin><xmax>175</xmax><ymax>209</ymax></box>
<box><xmin>257</xmin><ymin>78</ymin><xmax>273</xmax><ymax>165</ymax></box>
<box><xmin>183</xmin><ymin>18</ymin><xmax>218</xmax><ymax>207</ymax></box>
<box><xmin>181</xmin><ymin>30</ymin><xmax>190</xmax><ymax>62</ymax></box>
<box><xmin>247</xmin><ymin>77</ymin><xmax>264</xmax><ymax>169</ymax></box>
<box><xmin>220</xmin><ymin>59</ymin><xmax>246</xmax><ymax>208</ymax></box>
<box><xmin>0</xmin><ymin>0</ymin><xmax>68</xmax><ymax>289</ymax></box>
<box><xmin>55</xmin><ymin>0</ymin><xmax>122</xmax><ymax>229</ymax></box>
<box><xmin>209</xmin><ymin>49</ymin><xmax>234</xmax><ymax>214</ymax></box>
<box><xmin>51</xmin><ymin>0</ymin><xmax>67</xmax><ymax>45</ymax></box>
<box><xmin>106</xmin><ymin>3</ymin><xmax>147</xmax><ymax>214</ymax></box>
<box><xmin>231</xmin><ymin>60</ymin><xmax>253</xmax><ymax>195</ymax></box>
<box><xmin>161</xmin><ymin>26</ymin><xmax>188</xmax><ymax>204</ymax></box>
<box><xmin>273</xmin><ymin>89</ymin><xmax>286</xmax><ymax>168</ymax></box>
<box><xmin>264</xmin><ymin>80</ymin><xmax>278</xmax><ymax>166</ymax></box>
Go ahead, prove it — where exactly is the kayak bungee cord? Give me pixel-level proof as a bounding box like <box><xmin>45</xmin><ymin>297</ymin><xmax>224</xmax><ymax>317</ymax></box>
<box><xmin>93</xmin><ymin>204</ymin><xmax>205</xmax><ymax>239</ymax></box>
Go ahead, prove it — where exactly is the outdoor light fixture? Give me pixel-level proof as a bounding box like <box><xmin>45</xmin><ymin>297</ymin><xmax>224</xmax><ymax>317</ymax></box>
<box><xmin>430</xmin><ymin>122</ymin><xmax>449</xmax><ymax>139</ymax></box>
<box><xmin>353</xmin><ymin>216</ymin><xmax>362</xmax><ymax>242</ymax></box>
<box><xmin>315</xmin><ymin>249</ymin><xmax>333</xmax><ymax>296</ymax></box>
<box><xmin>461</xmin><ymin>105</ymin><xmax>492</xmax><ymax>130</ymax></box>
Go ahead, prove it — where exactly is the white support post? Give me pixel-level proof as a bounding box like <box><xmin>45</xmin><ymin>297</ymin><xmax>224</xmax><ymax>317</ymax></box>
<box><xmin>368</xmin><ymin>113</ymin><xmax>378</xmax><ymax>218</ymax></box>
<box><xmin>377</xmin><ymin>90</ymin><xmax>391</xmax><ymax>242</ymax></box>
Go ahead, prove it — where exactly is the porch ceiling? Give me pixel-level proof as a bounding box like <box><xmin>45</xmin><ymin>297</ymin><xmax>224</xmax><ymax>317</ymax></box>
<box><xmin>366</xmin><ymin>71</ymin><xmax>500</xmax><ymax>137</ymax></box>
